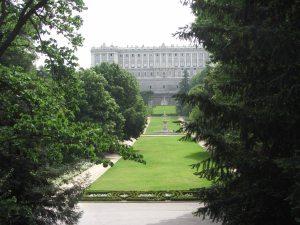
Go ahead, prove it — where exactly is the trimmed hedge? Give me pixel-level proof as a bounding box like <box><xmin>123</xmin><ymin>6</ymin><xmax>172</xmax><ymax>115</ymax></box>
<box><xmin>151</xmin><ymin>113</ymin><xmax>178</xmax><ymax>117</ymax></box>
<box><xmin>81</xmin><ymin>189</ymin><xmax>203</xmax><ymax>201</ymax></box>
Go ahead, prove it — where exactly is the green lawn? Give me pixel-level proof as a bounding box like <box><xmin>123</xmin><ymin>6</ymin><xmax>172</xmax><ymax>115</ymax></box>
<box><xmin>145</xmin><ymin>116</ymin><xmax>181</xmax><ymax>134</ymax></box>
<box><xmin>88</xmin><ymin>136</ymin><xmax>210</xmax><ymax>191</ymax></box>
<box><xmin>152</xmin><ymin>105</ymin><xmax>177</xmax><ymax>115</ymax></box>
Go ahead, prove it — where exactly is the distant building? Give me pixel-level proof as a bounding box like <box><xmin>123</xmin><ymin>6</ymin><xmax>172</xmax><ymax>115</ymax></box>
<box><xmin>91</xmin><ymin>44</ymin><xmax>209</xmax><ymax>105</ymax></box>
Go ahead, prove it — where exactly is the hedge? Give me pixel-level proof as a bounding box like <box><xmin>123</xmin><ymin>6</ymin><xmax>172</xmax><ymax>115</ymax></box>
<box><xmin>81</xmin><ymin>189</ymin><xmax>204</xmax><ymax>201</ymax></box>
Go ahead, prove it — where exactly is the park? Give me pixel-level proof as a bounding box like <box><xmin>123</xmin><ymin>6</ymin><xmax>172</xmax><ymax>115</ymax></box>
<box><xmin>87</xmin><ymin>106</ymin><xmax>210</xmax><ymax>193</ymax></box>
<box><xmin>78</xmin><ymin>105</ymin><xmax>215</xmax><ymax>224</ymax></box>
<box><xmin>0</xmin><ymin>1</ymin><xmax>298</xmax><ymax>225</ymax></box>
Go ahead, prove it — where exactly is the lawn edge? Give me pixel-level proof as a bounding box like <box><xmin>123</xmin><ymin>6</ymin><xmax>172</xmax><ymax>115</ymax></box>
<box><xmin>81</xmin><ymin>189</ymin><xmax>206</xmax><ymax>202</ymax></box>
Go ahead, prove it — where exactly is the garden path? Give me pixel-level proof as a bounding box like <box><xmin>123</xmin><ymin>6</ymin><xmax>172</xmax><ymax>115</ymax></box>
<box><xmin>78</xmin><ymin>202</ymin><xmax>219</xmax><ymax>225</ymax></box>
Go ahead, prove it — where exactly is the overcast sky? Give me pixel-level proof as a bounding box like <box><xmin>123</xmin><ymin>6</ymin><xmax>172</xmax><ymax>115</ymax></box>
<box><xmin>76</xmin><ymin>0</ymin><xmax>195</xmax><ymax>68</ymax></box>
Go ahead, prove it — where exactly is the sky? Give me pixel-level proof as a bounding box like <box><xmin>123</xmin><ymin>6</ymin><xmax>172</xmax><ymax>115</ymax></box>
<box><xmin>76</xmin><ymin>0</ymin><xmax>195</xmax><ymax>68</ymax></box>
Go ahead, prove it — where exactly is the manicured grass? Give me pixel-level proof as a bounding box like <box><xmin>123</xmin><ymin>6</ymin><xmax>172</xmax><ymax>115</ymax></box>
<box><xmin>152</xmin><ymin>105</ymin><xmax>177</xmax><ymax>115</ymax></box>
<box><xmin>88</xmin><ymin>136</ymin><xmax>210</xmax><ymax>191</ymax></box>
<box><xmin>145</xmin><ymin>116</ymin><xmax>181</xmax><ymax>134</ymax></box>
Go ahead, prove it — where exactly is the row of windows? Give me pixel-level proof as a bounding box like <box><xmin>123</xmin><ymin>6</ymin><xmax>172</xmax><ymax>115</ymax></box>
<box><xmin>119</xmin><ymin>53</ymin><xmax>199</xmax><ymax>57</ymax></box>
<box><xmin>94</xmin><ymin>54</ymin><xmax>205</xmax><ymax>68</ymax></box>
<box><xmin>95</xmin><ymin>52</ymin><xmax>204</xmax><ymax>59</ymax></box>
<box><xmin>132</xmin><ymin>69</ymin><xmax>197</xmax><ymax>77</ymax></box>
<box><xmin>122</xmin><ymin>62</ymin><xmax>201</xmax><ymax>68</ymax></box>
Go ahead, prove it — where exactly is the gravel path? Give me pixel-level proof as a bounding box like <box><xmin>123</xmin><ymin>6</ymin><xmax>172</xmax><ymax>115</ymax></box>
<box><xmin>78</xmin><ymin>202</ymin><xmax>219</xmax><ymax>225</ymax></box>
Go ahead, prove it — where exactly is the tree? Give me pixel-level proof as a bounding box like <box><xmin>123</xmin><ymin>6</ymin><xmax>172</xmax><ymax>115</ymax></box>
<box><xmin>0</xmin><ymin>67</ymin><xmax>85</xmax><ymax>225</ymax></box>
<box><xmin>94</xmin><ymin>63</ymin><xmax>147</xmax><ymax>139</ymax></box>
<box><xmin>178</xmin><ymin>0</ymin><xmax>300</xmax><ymax>224</ymax></box>
<box><xmin>189</xmin><ymin>67</ymin><xmax>209</xmax><ymax>90</ymax></box>
<box><xmin>140</xmin><ymin>90</ymin><xmax>154</xmax><ymax>105</ymax></box>
<box><xmin>76</xmin><ymin>69</ymin><xmax>125</xmax><ymax>138</ymax></box>
<box><xmin>177</xmin><ymin>69</ymin><xmax>190</xmax><ymax>116</ymax></box>
<box><xmin>0</xmin><ymin>1</ymin><xmax>145</xmax><ymax>224</ymax></box>
<box><xmin>0</xmin><ymin>0</ymin><xmax>85</xmax><ymax>67</ymax></box>
<box><xmin>177</xmin><ymin>68</ymin><xmax>210</xmax><ymax>117</ymax></box>
<box><xmin>178</xmin><ymin>69</ymin><xmax>190</xmax><ymax>94</ymax></box>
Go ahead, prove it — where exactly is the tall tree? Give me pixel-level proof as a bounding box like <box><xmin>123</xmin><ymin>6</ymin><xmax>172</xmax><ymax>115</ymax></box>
<box><xmin>177</xmin><ymin>69</ymin><xmax>190</xmax><ymax>116</ymax></box>
<box><xmin>178</xmin><ymin>0</ymin><xmax>300</xmax><ymax>224</ymax></box>
<box><xmin>94</xmin><ymin>63</ymin><xmax>147</xmax><ymax>139</ymax></box>
<box><xmin>76</xmin><ymin>69</ymin><xmax>125</xmax><ymax>138</ymax></box>
<box><xmin>178</xmin><ymin>69</ymin><xmax>190</xmax><ymax>94</ymax></box>
<box><xmin>0</xmin><ymin>1</ymin><xmax>145</xmax><ymax>225</ymax></box>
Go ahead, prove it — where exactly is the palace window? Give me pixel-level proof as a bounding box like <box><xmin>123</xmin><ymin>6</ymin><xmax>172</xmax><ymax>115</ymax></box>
<box><xmin>163</xmin><ymin>85</ymin><xmax>165</xmax><ymax>89</ymax></box>
<box><xmin>95</xmin><ymin>54</ymin><xmax>100</xmax><ymax>63</ymax></box>
<box><xmin>150</xmin><ymin>85</ymin><xmax>152</xmax><ymax>89</ymax></box>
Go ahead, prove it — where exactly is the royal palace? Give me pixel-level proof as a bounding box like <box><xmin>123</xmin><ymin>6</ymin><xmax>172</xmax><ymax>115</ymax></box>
<box><xmin>91</xmin><ymin>44</ymin><xmax>209</xmax><ymax>104</ymax></box>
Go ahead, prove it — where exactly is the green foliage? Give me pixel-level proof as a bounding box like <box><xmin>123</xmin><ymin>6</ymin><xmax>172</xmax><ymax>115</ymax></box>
<box><xmin>189</xmin><ymin>67</ymin><xmax>209</xmax><ymax>90</ymax></box>
<box><xmin>76</xmin><ymin>69</ymin><xmax>125</xmax><ymax>138</ymax></box>
<box><xmin>0</xmin><ymin>0</ymin><xmax>85</xmax><ymax>69</ymax></box>
<box><xmin>179</xmin><ymin>1</ymin><xmax>300</xmax><ymax>224</ymax></box>
<box><xmin>178</xmin><ymin>69</ymin><xmax>190</xmax><ymax>94</ymax></box>
<box><xmin>93</xmin><ymin>63</ymin><xmax>147</xmax><ymax>139</ymax></box>
<box><xmin>0</xmin><ymin>1</ymin><xmax>146</xmax><ymax>224</ymax></box>
<box><xmin>82</xmin><ymin>190</ymin><xmax>202</xmax><ymax>201</ymax></box>
<box><xmin>0</xmin><ymin>66</ymin><xmax>82</xmax><ymax>225</ymax></box>
<box><xmin>140</xmin><ymin>90</ymin><xmax>154</xmax><ymax>105</ymax></box>
<box><xmin>0</xmin><ymin>65</ymin><xmax>144</xmax><ymax>225</ymax></box>
<box><xmin>177</xmin><ymin>69</ymin><xmax>190</xmax><ymax>116</ymax></box>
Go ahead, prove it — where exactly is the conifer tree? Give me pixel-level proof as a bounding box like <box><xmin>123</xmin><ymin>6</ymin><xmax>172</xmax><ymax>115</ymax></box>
<box><xmin>178</xmin><ymin>1</ymin><xmax>300</xmax><ymax>224</ymax></box>
<box><xmin>178</xmin><ymin>69</ymin><xmax>190</xmax><ymax>94</ymax></box>
<box><xmin>177</xmin><ymin>69</ymin><xmax>190</xmax><ymax>115</ymax></box>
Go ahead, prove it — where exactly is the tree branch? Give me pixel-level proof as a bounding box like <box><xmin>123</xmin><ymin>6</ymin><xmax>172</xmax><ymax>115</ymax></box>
<box><xmin>0</xmin><ymin>0</ymin><xmax>48</xmax><ymax>58</ymax></box>
<box><xmin>0</xmin><ymin>0</ymin><xmax>7</xmax><ymax>26</ymax></box>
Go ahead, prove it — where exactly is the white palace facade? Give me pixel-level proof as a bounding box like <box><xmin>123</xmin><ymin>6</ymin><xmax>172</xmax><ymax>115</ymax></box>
<box><xmin>91</xmin><ymin>44</ymin><xmax>209</xmax><ymax>94</ymax></box>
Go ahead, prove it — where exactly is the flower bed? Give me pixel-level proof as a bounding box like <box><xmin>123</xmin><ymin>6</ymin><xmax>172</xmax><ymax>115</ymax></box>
<box><xmin>81</xmin><ymin>189</ymin><xmax>203</xmax><ymax>201</ymax></box>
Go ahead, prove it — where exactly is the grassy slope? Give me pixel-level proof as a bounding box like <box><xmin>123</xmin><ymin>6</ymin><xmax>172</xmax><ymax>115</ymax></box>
<box><xmin>88</xmin><ymin>136</ymin><xmax>210</xmax><ymax>191</ymax></box>
<box><xmin>145</xmin><ymin>116</ymin><xmax>181</xmax><ymax>134</ymax></box>
<box><xmin>152</xmin><ymin>105</ymin><xmax>176</xmax><ymax>115</ymax></box>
